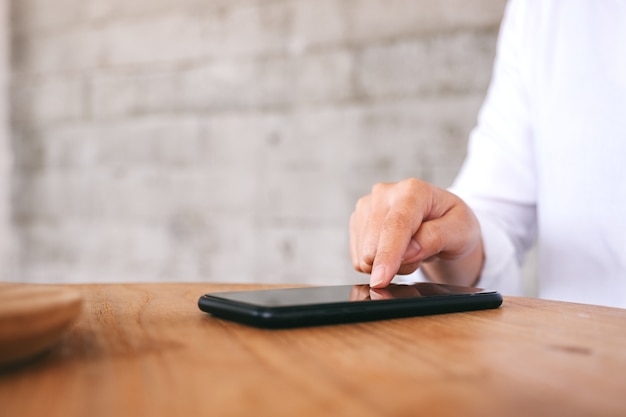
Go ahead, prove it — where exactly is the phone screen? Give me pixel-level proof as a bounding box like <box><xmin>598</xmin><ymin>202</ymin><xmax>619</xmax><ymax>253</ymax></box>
<box><xmin>210</xmin><ymin>283</ymin><xmax>485</xmax><ymax>307</ymax></box>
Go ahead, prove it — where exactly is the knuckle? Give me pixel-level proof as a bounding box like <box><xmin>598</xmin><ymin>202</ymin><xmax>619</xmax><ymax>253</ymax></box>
<box><xmin>371</xmin><ymin>182</ymin><xmax>390</xmax><ymax>195</ymax></box>
<box><xmin>359</xmin><ymin>260</ymin><xmax>373</xmax><ymax>274</ymax></box>
<box><xmin>382</xmin><ymin>211</ymin><xmax>411</xmax><ymax>232</ymax></box>
<box><xmin>399</xmin><ymin>177</ymin><xmax>426</xmax><ymax>193</ymax></box>
<box><xmin>361</xmin><ymin>246</ymin><xmax>376</xmax><ymax>267</ymax></box>
<box><xmin>355</xmin><ymin>195</ymin><xmax>371</xmax><ymax>211</ymax></box>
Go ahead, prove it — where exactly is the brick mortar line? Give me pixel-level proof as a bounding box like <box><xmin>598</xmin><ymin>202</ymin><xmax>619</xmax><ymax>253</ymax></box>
<box><xmin>9</xmin><ymin>90</ymin><xmax>488</xmax><ymax>131</ymax></box>
<box><xmin>9</xmin><ymin>26</ymin><xmax>499</xmax><ymax>81</ymax></box>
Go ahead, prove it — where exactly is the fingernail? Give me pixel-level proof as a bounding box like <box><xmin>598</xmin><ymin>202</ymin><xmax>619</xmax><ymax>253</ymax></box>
<box><xmin>370</xmin><ymin>264</ymin><xmax>386</xmax><ymax>288</ymax></box>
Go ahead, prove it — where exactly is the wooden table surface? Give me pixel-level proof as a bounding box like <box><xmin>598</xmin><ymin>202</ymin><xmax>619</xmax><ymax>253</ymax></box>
<box><xmin>1</xmin><ymin>283</ymin><xmax>626</xmax><ymax>417</ymax></box>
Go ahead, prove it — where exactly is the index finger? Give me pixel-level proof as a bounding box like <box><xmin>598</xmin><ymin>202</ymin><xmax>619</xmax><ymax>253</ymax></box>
<box><xmin>369</xmin><ymin>208</ymin><xmax>423</xmax><ymax>288</ymax></box>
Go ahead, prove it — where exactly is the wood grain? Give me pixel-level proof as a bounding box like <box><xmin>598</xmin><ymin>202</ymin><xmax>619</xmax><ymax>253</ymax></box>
<box><xmin>0</xmin><ymin>283</ymin><xmax>83</xmax><ymax>368</ymax></box>
<box><xmin>1</xmin><ymin>283</ymin><xmax>625</xmax><ymax>417</ymax></box>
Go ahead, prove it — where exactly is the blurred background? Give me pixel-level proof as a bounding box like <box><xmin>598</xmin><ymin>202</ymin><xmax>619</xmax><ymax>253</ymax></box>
<box><xmin>1</xmin><ymin>0</ymin><xmax>524</xmax><ymax>286</ymax></box>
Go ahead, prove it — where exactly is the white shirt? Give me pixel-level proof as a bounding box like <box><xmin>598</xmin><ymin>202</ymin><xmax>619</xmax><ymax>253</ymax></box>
<box><xmin>450</xmin><ymin>0</ymin><xmax>626</xmax><ymax>307</ymax></box>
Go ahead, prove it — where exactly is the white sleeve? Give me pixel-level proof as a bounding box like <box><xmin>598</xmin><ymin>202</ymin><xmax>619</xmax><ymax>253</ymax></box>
<box><xmin>449</xmin><ymin>0</ymin><xmax>537</xmax><ymax>295</ymax></box>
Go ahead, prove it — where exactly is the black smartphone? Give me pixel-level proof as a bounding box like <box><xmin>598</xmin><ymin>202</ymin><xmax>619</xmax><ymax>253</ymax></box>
<box><xmin>197</xmin><ymin>283</ymin><xmax>502</xmax><ymax>328</ymax></box>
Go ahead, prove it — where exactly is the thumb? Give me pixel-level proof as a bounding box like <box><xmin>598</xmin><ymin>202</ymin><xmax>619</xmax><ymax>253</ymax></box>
<box><xmin>412</xmin><ymin>220</ymin><xmax>446</xmax><ymax>261</ymax></box>
<box><xmin>412</xmin><ymin>204</ymin><xmax>479</xmax><ymax>262</ymax></box>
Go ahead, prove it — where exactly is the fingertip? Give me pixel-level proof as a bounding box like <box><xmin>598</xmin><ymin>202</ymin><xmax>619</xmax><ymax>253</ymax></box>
<box><xmin>369</xmin><ymin>264</ymin><xmax>388</xmax><ymax>288</ymax></box>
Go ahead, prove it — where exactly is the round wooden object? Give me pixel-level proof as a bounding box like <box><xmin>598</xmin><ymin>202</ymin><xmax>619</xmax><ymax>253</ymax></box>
<box><xmin>0</xmin><ymin>283</ymin><xmax>83</xmax><ymax>368</ymax></box>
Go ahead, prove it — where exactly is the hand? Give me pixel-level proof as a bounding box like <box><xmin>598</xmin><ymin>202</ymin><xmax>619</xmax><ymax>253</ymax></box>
<box><xmin>349</xmin><ymin>178</ymin><xmax>484</xmax><ymax>288</ymax></box>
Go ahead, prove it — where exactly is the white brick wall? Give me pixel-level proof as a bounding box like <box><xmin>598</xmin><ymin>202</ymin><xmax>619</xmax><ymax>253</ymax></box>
<box><xmin>9</xmin><ymin>0</ymin><xmax>512</xmax><ymax>285</ymax></box>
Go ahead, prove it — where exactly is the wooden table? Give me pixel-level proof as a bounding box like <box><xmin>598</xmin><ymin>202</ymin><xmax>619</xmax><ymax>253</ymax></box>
<box><xmin>1</xmin><ymin>283</ymin><xmax>626</xmax><ymax>417</ymax></box>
